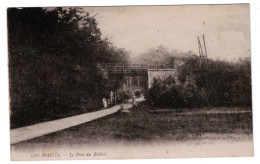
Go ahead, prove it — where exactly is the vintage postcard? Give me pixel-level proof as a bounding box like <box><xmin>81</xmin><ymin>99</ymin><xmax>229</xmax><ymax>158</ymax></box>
<box><xmin>8</xmin><ymin>4</ymin><xmax>253</xmax><ymax>160</ymax></box>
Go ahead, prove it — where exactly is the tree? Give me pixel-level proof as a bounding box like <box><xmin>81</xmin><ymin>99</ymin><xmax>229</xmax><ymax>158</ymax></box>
<box><xmin>146</xmin><ymin>49</ymin><xmax>251</xmax><ymax>109</ymax></box>
<box><xmin>8</xmin><ymin>7</ymin><xmax>129</xmax><ymax>128</ymax></box>
<box><xmin>133</xmin><ymin>45</ymin><xmax>181</xmax><ymax>68</ymax></box>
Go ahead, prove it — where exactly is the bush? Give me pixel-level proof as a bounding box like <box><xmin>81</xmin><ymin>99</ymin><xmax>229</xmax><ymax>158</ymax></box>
<box><xmin>147</xmin><ymin>56</ymin><xmax>251</xmax><ymax>109</ymax></box>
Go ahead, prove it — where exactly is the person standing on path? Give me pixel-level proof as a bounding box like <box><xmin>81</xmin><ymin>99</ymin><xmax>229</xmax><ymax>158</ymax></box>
<box><xmin>102</xmin><ymin>98</ymin><xmax>107</xmax><ymax>109</ymax></box>
<box><xmin>132</xmin><ymin>93</ymin><xmax>136</xmax><ymax>107</ymax></box>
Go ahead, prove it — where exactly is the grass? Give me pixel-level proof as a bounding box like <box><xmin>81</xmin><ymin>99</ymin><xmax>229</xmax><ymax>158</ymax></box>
<box><xmin>13</xmin><ymin>103</ymin><xmax>253</xmax><ymax>149</ymax></box>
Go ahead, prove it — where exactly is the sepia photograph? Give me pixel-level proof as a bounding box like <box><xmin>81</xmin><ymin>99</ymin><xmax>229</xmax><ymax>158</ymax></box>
<box><xmin>8</xmin><ymin>4</ymin><xmax>253</xmax><ymax>160</ymax></box>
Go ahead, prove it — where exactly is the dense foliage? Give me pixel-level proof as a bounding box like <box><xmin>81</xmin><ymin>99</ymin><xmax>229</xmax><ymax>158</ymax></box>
<box><xmin>147</xmin><ymin>53</ymin><xmax>251</xmax><ymax>108</ymax></box>
<box><xmin>8</xmin><ymin>8</ymin><xmax>128</xmax><ymax>128</ymax></box>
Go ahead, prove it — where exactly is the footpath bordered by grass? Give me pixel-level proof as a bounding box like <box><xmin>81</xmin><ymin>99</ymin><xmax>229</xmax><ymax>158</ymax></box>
<box><xmin>12</xmin><ymin>104</ymin><xmax>252</xmax><ymax>149</ymax></box>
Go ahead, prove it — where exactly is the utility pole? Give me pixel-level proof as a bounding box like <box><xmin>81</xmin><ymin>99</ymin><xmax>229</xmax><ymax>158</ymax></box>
<box><xmin>197</xmin><ymin>34</ymin><xmax>209</xmax><ymax>69</ymax></box>
<box><xmin>202</xmin><ymin>34</ymin><xmax>208</xmax><ymax>68</ymax></box>
<box><xmin>197</xmin><ymin>37</ymin><xmax>202</xmax><ymax>68</ymax></box>
<box><xmin>197</xmin><ymin>36</ymin><xmax>204</xmax><ymax>67</ymax></box>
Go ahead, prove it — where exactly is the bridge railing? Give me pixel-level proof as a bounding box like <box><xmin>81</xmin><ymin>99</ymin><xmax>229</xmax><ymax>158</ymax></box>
<box><xmin>106</xmin><ymin>63</ymin><xmax>116</xmax><ymax>70</ymax></box>
<box><xmin>125</xmin><ymin>65</ymin><xmax>131</xmax><ymax>70</ymax></box>
<box><xmin>141</xmin><ymin>64</ymin><xmax>148</xmax><ymax>70</ymax></box>
<box><xmin>131</xmin><ymin>64</ymin><xmax>141</xmax><ymax>70</ymax></box>
<box><xmin>116</xmin><ymin>64</ymin><xmax>124</xmax><ymax>70</ymax></box>
<box><xmin>97</xmin><ymin>63</ymin><xmax>170</xmax><ymax>71</ymax></box>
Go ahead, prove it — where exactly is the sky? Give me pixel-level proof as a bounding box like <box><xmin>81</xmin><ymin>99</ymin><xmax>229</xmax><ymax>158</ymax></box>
<box><xmin>83</xmin><ymin>4</ymin><xmax>250</xmax><ymax>61</ymax></box>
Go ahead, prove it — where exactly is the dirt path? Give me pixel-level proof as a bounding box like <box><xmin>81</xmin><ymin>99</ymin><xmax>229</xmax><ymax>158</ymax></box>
<box><xmin>10</xmin><ymin>97</ymin><xmax>145</xmax><ymax>144</ymax></box>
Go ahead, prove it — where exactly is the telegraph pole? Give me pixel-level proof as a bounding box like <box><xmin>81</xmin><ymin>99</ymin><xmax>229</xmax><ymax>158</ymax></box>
<box><xmin>197</xmin><ymin>34</ymin><xmax>209</xmax><ymax>69</ymax></box>
<box><xmin>197</xmin><ymin>37</ymin><xmax>202</xmax><ymax>67</ymax></box>
<box><xmin>202</xmin><ymin>34</ymin><xmax>208</xmax><ymax>68</ymax></box>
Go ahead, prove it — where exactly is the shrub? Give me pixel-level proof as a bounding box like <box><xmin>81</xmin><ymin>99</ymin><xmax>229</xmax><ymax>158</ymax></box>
<box><xmin>147</xmin><ymin>56</ymin><xmax>251</xmax><ymax>108</ymax></box>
